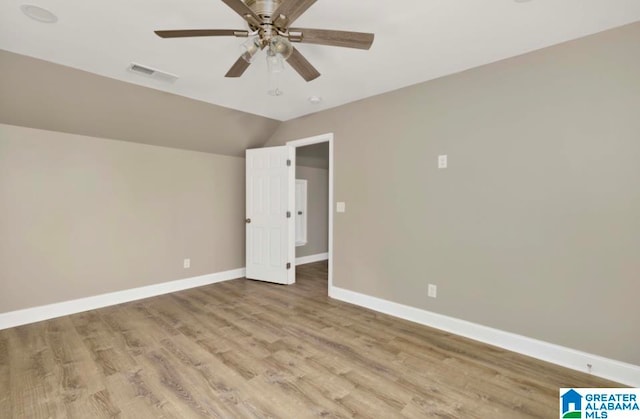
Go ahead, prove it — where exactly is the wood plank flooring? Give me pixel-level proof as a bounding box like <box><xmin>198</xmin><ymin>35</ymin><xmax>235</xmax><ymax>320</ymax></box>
<box><xmin>0</xmin><ymin>262</ymin><xmax>620</xmax><ymax>418</ymax></box>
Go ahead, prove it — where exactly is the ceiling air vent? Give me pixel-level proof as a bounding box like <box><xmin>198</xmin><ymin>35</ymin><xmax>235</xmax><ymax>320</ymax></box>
<box><xmin>127</xmin><ymin>63</ymin><xmax>178</xmax><ymax>83</ymax></box>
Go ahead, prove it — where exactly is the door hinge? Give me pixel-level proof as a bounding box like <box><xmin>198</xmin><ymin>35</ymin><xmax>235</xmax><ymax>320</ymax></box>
<box><xmin>286</xmin><ymin>159</ymin><xmax>291</xmax><ymax>167</ymax></box>
<box><xmin>286</xmin><ymin>211</ymin><xmax>291</xmax><ymax>218</ymax></box>
<box><xmin>286</xmin><ymin>262</ymin><xmax>291</xmax><ymax>269</ymax></box>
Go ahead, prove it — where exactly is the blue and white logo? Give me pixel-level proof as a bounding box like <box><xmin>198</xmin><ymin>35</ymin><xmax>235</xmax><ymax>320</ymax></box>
<box><xmin>560</xmin><ymin>388</ymin><xmax>640</xmax><ymax>419</ymax></box>
<box><xmin>562</xmin><ymin>389</ymin><xmax>583</xmax><ymax>418</ymax></box>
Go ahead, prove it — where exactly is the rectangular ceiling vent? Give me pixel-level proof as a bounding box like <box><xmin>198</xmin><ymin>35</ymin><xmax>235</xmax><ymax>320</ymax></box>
<box><xmin>128</xmin><ymin>63</ymin><xmax>179</xmax><ymax>83</ymax></box>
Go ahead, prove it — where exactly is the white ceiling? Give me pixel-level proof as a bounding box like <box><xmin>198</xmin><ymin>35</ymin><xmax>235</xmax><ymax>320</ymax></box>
<box><xmin>1</xmin><ymin>0</ymin><xmax>639</xmax><ymax>121</ymax></box>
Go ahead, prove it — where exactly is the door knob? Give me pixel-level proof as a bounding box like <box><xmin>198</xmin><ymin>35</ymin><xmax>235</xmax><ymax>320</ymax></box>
<box><xmin>298</xmin><ymin>211</ymin><xmax>303</xmax><ymax>215</ymax></box>
<box><xmin>245</xmin><ymin>218</ymin><xmax>251</xmax><ymax>224</ymax></box>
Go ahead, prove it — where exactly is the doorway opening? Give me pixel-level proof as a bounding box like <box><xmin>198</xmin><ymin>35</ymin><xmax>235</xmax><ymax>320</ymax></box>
<box><xmin>288</xmin><ymin>133</ymin><xmax>333</xmax><ymax>294</ymax></box>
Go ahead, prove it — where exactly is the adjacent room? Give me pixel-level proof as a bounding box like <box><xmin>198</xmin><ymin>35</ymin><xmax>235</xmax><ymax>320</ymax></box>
<box><xmin>1</xmin><ymin>0</ymin><xmax>639</xmax><ymax>417</ymax></box>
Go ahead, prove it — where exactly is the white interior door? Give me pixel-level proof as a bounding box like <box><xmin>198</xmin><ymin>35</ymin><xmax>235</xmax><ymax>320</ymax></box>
<box><xmin>245</xmin><ymin>146</ymin><xmax>295</xmax><ymax>284</ymax></box>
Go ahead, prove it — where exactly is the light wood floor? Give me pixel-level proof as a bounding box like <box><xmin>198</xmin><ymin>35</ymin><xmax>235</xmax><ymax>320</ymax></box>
<box><xmin>0</xmin><ymin>262</ymin><xmax>619</xmax><ymax>418</ymax></box>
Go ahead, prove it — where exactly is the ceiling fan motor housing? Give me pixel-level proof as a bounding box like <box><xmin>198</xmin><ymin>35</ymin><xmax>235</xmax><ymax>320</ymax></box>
<box><xmin>244</xmin><ymin>0</ymin><xmax>283</xmax><ymax>19</ymax></box>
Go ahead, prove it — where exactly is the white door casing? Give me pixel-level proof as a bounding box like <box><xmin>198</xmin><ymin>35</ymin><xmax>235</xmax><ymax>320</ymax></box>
<box><xmin>287</xmin><ymin>133</ymin><xmax>334</xmax><ymax>292</ymax></box>
<box><xmin>245</xmin><ymin>146</ymin><xmax>295</xmax><ymax>284</ymax></box>
<box><xmin>295</xmin><ymin>179</ymin><xmax>307</xmax><ymax>246</ymax></box>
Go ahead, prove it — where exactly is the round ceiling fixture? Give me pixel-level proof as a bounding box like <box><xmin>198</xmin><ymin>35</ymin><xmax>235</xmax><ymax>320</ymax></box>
<box><xmin>20</xmin><ymin>4</ymin><xmax>58</xmax><ymax>23</ymax></box>
<box><xmin>308</xmin><ymin>96</ymin><xmax>322</xmax><ymax>105</ymax></box>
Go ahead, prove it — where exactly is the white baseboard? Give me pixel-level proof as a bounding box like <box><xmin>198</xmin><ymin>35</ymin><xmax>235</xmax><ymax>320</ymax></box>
<box><xmin>0</xmin><ymin>268</ymin><xmax>246</xmax><ymax>330</ymax></box>
<box><xmin>296</xmin><ymin>252</ymin><xmax>329</xmax><ymax>266</ymax></box>
<box><xmin>329</xmin><ymin>285</ymin><xmax>640</xmax><ymax>387</ymax></box>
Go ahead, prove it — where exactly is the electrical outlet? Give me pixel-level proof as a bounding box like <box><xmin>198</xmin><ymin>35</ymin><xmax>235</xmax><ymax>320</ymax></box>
<box><xmin>183</xmin><ymin>258</ymin><xmax>191</xmax><ymax>269</ymax></box>
<box><xmin>428</xmin><ymin>284</ymin><xmax>437</xmax><ymax>298</ymax></box>
<box><xmin>336</xmin><ymin>202</ymin><xmax>346</xmax><ymax>213</ymax></box>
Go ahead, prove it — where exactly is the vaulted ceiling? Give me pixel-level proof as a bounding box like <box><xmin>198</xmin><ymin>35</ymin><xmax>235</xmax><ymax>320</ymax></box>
<box><xmin>0</xmin><ymin>50</ymin><xmax>280</xmax><ymax>156</ymax></box>
<box><xmin>2</xmin><ymin>0</ymin><xmax>639</xmax><ymax>122</ymax></box>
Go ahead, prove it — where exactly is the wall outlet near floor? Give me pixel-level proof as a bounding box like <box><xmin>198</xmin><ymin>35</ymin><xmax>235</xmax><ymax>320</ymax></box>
<box><xmin>428</xmin><ymin>284</ymin><xmax>437</xmax><ymax>298</ymax></box>
<box><xmin>183</xmin><ymin>258</ymin><xmax>191</xmax><ymax>269</ymax></box>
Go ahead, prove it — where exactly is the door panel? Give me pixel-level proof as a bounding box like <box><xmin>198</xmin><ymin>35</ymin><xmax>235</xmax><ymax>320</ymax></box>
<box><xmin>246</xmin><ymin>146</ymin><xmax>295</xmax><ymax>284</ymax></box>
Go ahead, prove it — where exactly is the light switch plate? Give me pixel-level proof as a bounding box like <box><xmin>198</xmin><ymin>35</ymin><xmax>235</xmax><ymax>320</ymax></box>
<box><xmin>336</xmin><ymin>202</ymin><xmax>346</xmax><ymax>213</ymax></box>
<box><xmin>428</xmin><ymin>284</ymin><xmax>437</xmax><ymax>298</ymax></box>
<box><xmin>438</xmin><ymin>155</ymin><xmax>448</xmax><ymax>169</ymax></box>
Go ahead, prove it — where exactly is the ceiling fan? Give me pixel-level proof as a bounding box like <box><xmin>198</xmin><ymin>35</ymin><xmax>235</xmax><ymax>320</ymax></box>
<box><xmin>154</xmin><ymin>0</ymin><xmax>375</xmax><ymax>82</ymax></box>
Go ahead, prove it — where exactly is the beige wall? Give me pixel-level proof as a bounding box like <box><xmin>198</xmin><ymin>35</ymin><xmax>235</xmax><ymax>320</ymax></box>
<box><xmin>0</xmin><ymin>123</ymin><xmax>245</xmax><ymax>313</ymax></box>
<box><xmin>297</xmin><ymin>142</ymin><xmax>330</xmax><ymax>169</ymax></box>
<box><xmin>296</xmin><ymin>165</ymin><xmax>328</xmax><ymax>258</ymax></box>
<box><xmin>0</xmin><ymin>50</ymin><xmax>278</xmax><ymax>157</ymax></box>
<box><xmin>267</xmin><ymin>23</ymin><xmax>640</xmax><ymax>365</ymax></box>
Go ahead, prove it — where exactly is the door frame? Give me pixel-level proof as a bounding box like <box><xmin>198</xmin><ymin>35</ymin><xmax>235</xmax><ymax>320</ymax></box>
<box><xmin>287</xmin><ymin>133</ymin><xmax>334</xmax><ymax>293</ymax></box>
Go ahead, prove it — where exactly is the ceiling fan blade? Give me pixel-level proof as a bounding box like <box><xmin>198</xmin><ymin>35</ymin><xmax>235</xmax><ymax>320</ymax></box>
<box><xmin>154</xmin><ymin>29</ymin><xmax>248</xmax><ymax>38</ymax></box>
<box><xmin>289</xmin><ymin>28</ymin><xmax>374</xmax><ymax>50</ymax></box>
<box><xmin>225</xmin><ymin>56</ymin><xmax>251</xmax><ymax>78</ymax></box>
<box><xmin>220</xmin><ymin>0</ymin><xmax>261</xmax><ymax>26</ymax></box>
<box><xmin>286</xmin><ymin>47</ymin><xmax>320</xmax><ymax>82</ymax></box>
<box><xmin>272</xmin><ymin>0</ymin><xmax>317</xmax><ymax>27</ymax></box>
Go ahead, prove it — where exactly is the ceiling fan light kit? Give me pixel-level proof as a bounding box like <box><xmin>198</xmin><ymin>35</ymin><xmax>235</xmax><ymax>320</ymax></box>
<box><xmin>240</xmin><ymin>36</ymin><xmax>261</xmax><ymax>63</ymax></box>
<box><xmin>270</xmin><ymin>36</ymin><xmax>294</xmax><ymax>59</ymax></box>
<box><xmin>266</xmin><ymin>47</ymin><xmax>285</xmax><ymax>73</ymax></box>
<box><xmin>154</xmin><ymin>0</ymin><xmax>374</xmax><ymax>92</ymax></box>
